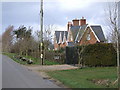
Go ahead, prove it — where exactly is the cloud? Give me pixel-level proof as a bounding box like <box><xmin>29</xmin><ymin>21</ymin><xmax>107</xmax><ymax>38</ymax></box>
<box><xmin>2</xmin><ymin>2</ymin><xmax>40</xmax><ymax>25</ymax></box>
<box><xmin>58</xmin><ymin>0</ymin><xmax>96</xmax><ymax>11</ymax></box>
<box><xmin>53</xmin><ymin>24</ymin><xmax>67</xmax><ymax>31</ymax></box>
<box><xmin>2</xmin><ymin>2</ymin><xmax>40</xmax><ymax>34</ymax></box>
<box><xmin>2</xmin><ymin>1</ymin><xmax>109</xmax><ymax>38</ymax></box>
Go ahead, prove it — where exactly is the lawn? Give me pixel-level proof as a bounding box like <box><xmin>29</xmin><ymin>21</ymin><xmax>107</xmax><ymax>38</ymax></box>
<box><xmin>3</xmin><ymin>53</ymin><xmax>60</xmax><ymax>65</ymax></box>
<box><xmin>47</xmin><ymin>67</ymin><xmax>118</xmax><ymax>88</ymax></box>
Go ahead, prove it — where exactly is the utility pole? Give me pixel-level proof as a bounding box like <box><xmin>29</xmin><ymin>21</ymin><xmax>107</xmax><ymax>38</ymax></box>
<box><xmin>116</xmin><ymin>2</ymin><xmax>120</xmax><ymax>88</ymax></box>
<box><xmin>118</xmin><ymin>4</ymin><xmax>120</xmax><ymax>90</ymax></box>
<box><xmin>116</xmin><ymin>26</ymin><xmax>120</xmax><ymax>88</ymax></box>
<box><xmin>40</xmin><ymin>0</ymin><xmax>44</xmax><ymax>65</ymax></box>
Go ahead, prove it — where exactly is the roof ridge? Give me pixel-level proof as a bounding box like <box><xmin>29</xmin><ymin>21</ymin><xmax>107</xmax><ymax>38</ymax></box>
<box><xmin>55</xmin><ymin>31</ymin><xmax>67</xmax><ymax>32</ymax></box>
<box><xmin>90</xmin><ymin>25</ymin><xmax>101</xmax><ymax>27</ymax></box>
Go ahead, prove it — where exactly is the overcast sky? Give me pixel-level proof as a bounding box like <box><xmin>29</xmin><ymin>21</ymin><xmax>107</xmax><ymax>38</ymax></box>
<box><xmin>1</xmin><ymin>0</ymin><xmax>115</xmax><ymax>37</ymax></box>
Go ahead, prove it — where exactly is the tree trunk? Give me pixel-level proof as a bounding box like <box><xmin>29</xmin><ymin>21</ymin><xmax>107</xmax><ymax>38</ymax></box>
<box><xmin>78</xmin><ymin>46</ymin><xmax>85</xmax><ymax>68</ymax></box>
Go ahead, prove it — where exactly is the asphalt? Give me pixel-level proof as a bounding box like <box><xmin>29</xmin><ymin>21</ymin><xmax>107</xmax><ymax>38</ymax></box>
<box><xmin>2</xmin><ymin>55</ymin><xmax>60</xmax><ymax>88</ymax></box>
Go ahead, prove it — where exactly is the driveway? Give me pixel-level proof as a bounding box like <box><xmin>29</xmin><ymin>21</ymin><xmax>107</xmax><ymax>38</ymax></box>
<box><xmin>24</xmin><ymin>64</ymin><xmax>79</xmax><ymax>71</ymax></box>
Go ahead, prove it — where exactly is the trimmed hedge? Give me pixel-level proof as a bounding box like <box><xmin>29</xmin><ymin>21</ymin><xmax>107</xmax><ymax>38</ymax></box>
<box><xmin>66</xmin><ymin>43</ymin><xmax>117</xmax><ymax>66</ymax></box>
<box><xmin>45</xmin><ymin>50</ymin><xmax>65</xmax><ymax>64</ymax></box>
<box><xmin>66</xmin><ymin>47</ymin><xmax>78</xmax><ymax>64</ymax></box>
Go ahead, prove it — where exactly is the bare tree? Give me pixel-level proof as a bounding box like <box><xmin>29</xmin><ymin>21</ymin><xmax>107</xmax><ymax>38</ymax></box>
<box><xmin>105</xmin><ymin>2</ymin><xmax>120</xmax><ymax>87</ymax></box>
<box><xmin>2</xmin><ymin>25</ymin><xmax>14</xmax><ymax>52</ymax></box>
<box><xmin>35</xmin><ymin>24</ymin><xmax>56</xmax><ymax>50</ymax></box>
<box><xmin>44</xmin><ymin>25</ymin><xmax>56</xmax><ymax>49</ymax></box>
<box><xmin>13</xmin><ymin>25</ymin><xmax>33</xmax><ymax>56</ymax></box>
<box><xmin>44</xmin><ymin>25</ymin><xmax>55</xmax><ymax>41</ymax></box>
<box><xmin>35</xmin><ymin>30</ymin><xmax>42</xmax><ymax>58</ymax></box>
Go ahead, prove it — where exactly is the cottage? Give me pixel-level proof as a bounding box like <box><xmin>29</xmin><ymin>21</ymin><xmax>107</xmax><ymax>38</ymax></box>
<box><xmin>54</xmin><ymin>17</ymin><xmax>106</xmax><ymax>50</ymax></box>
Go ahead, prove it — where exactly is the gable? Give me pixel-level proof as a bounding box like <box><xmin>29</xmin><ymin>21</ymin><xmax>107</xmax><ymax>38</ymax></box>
<box><xmin>90</xmin><ymin>26</ymin><xmax>105</xmax><ymax>42</ymax></box>
<box><xmin>70</xmin><ymin>24</ymin><xmax>88</xmax><ymax>42</ymax></box>
<box><xmin>79</xmin><ymin>27</ymin><xmax>98</xmax><ymax>45</ymax></box>
<box><xmin>75</xmin><ymin>24</ymin><xmax>88</xmax><ymax>42</ymax></box>
<box><xmin>67</xmin><ymin>30</ymin><xmax>73</xmax><ymax>42</ymax></box>
<box><xmin>55</xmin><ymin>31</ymin><xmax>68</xmax><ymax>43</ymax></box>
<box><xmin>80</xmin><ymin>27</ymin><xmax>91</xmax><ymax>41</ymax></box>
<box><xmin>79</xmin><ymin>25</ymin><xmax>106</xmax><ymax>44</ymax></box>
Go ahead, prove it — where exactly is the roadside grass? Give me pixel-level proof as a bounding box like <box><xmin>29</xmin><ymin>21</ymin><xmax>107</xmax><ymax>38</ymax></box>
<box><xmin>47</xmin><ymin>67</ymin><xmax>117</xmax><ymax>88</ymax></box>
<box><xmin>3</xmin><ymin>52</ymin><xmax>60</xmax><ymax>65</ymax></box>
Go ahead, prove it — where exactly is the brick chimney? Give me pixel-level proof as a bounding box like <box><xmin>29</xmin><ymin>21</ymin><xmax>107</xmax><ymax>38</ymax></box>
<box><xmin>80</xmin><ymin>17</ymin><xmax>86</xmax><ymax>26</ymax></box>
<box><xmin>72</xmin><ymin>19</ymin><xmax>79</xmax><ymax>26</ymax></box>
<box><xmin>67</xmin><ymin>21</ymin><xmax>72</xmax><ymax>31</ymax></box>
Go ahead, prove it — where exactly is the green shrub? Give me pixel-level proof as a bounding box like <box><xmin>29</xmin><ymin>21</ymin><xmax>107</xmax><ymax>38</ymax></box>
<box><xmin>66</xmin><ymin>46</ymin><xmax>79</xmax><ymax>64</ymax></box>
<box><xmin>45</xmin><ymin>49</ymin><xmax>66</xmax><ymax>64</ymax></box>
<box><xmin>66</xmin><ymin>43</ymin><xmax>117</xmax><ymax>66</ymax></box>
<box><xmin>83</xmin><ymin>43</ymin><xmax>117</xmax><ymax>66</ymax></box>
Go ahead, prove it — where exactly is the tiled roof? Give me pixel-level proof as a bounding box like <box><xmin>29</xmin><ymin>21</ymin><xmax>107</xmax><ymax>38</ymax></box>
<box><xmin>73</xmin><ymin>24</ymin><xmax>88</xmax><ymax>42</ymax></box>
<box><xmin>70</xmin><ymin>26</ymin><xmax>80</xmax><ymax>41</ymax></box>
<box><xmin>54</xmin><ymin>25</ymin><xmax>105</xmax><ymax>45</ymax></box>
<box><xmin>55</xmin><ymin>31</ymin><xmax>68</xmax><ymax>43</ymax></box>
<box><xmin>90</xmin><ymin>26</ymin><xmax>105</xmax><ymax>42</ymax></box>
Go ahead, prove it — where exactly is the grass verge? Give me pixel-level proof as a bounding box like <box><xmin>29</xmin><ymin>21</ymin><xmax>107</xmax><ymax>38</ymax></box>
<box><xmin>47</xmin><ymin>67</ymin><xmax>117</xmax><ymax>88</ymax></box>
<box><xmin>3</xmin><ymin>52</ymin><xmax>60</xmax><ymax>65</ymax></box>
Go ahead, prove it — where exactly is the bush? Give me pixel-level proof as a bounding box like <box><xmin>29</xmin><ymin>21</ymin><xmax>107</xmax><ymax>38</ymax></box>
<box><xmin>65</xmin><ymin>43</ymin><xmax>117</xmax><ymax>66</ymax></box>
<box><xmin>45</xmin><ymin>49</ymin><xmax>66</xmax><ymax>64</ymax></box>
<box><xmin>83</xmin><ymin>43</ymin><xmax>117</xmax><ymax>66</ymax></box>
<box><xmin>66</xmin><ymin>46</ymin><xmax>78</xmax><ymax>64</ymax></box>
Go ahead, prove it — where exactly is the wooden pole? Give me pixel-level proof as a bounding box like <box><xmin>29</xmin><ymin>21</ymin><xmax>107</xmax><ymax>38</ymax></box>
<box><xmin>40</xmin><ymin>0</ymin><xmax>44</xmax><ymax>65</ymax></box>
<box><xmin>116</xmin><ymin>27</ymin><xmax>120</xmax><ymax>88</ymax></box>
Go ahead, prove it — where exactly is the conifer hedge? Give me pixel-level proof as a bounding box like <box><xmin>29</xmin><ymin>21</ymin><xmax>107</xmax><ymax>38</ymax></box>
<box><xmin>66</xmin><ymin>43</ymin><xmax>117</xmax><ymax>66</ymax></box>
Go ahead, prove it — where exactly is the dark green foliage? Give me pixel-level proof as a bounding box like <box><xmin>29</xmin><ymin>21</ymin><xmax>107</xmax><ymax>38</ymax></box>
<box><xmin>66</xmin><ymin>46</ymin><xmax>79</xmax><ymax>64</ymax></box>
<box><xmin>56</xmin><ymin>47</ymin><xmax>65</xmax><ymax>53</ymax></box>
<box><xmin>14</xmin><ymin>25</ymin><xmax>32</xmax><ymax>39</ymax></box>
<box><xmin>83</xmin><ymin>43</ymin><xmax>117</xmax><ymax>66</ymax></box>
<box><xmin>66</xmin><ymin>43</ymin><xmax>117</xmax><ymax>66</ymax></box>
<box><xmin>45</xmin><ymin>50</ymin><xmax>55</xmax><ymax>61</ymax></box>
<box><xmin>45</xmin><ymin>50</ymin><xmax>65</xmax><ymax>64</ymax></box>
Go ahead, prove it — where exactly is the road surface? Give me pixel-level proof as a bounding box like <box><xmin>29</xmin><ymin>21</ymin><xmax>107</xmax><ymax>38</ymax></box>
<box><xmin>2</xmin><ymin>55</ymin><xmax>60</xmax><ymax>88</ymax></box>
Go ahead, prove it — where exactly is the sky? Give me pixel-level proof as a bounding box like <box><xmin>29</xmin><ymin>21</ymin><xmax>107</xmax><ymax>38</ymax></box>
<box><xmin>118</xmin><ymin>2</ymin><xmax>120</xmax><ymax>30</ymax></box>
<box><xmin>1</xmin><ymin>0</ymin><xmax>116</xmax><ymax>38</ymax></box>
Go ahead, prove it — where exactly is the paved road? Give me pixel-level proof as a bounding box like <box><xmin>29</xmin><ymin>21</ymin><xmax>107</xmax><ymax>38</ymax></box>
<box><xmin>2</xmin><ymin>55</ymin><xmax>60</xmax><ymax>88</ymax></box>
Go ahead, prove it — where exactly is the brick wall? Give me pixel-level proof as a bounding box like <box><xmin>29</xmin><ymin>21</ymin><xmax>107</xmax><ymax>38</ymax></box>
<box><xmin>72</xmin><ymin>19</ymin><xmax>79</xmax><ymax>26</ymax></box>
<box><xmin>54</xmin><ymin>43</ymin><xmax>59</xmax><ymax>50</ymax></box>
<box><xmin>54</xmin><ymin>42</ymin><xmax>67</xmax><ymax>50</ymax></box>
<box><xmin>60</xmin><ymin>43</ymin><xmax>67</xmax><ymax>48</ymax></box>
<box><xmin>80</xmin><ymin>27</ymin><xmax>98</xmax><ymax>45</ymax></box>
<box><xmin>80</xmin><ymin>18</ymin><xmax>86</xmax><ymax>26</ymax></box>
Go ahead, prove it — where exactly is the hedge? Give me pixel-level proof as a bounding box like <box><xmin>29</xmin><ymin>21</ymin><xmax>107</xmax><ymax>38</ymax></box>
<box><xmin>45</xmin><ymin>50</ymin><xmax>65</xmax><ymax>64</ymax></box>
<box><xmin>66</xmin><ymin>47</ymin><xmax>78</xmax><ymax>64</ymax></box>
<box><xmin>66</xmin><ymin>43</ymin><xmax>117</xmax><ymax>66</ymax></box>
